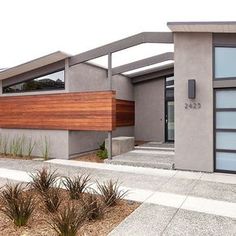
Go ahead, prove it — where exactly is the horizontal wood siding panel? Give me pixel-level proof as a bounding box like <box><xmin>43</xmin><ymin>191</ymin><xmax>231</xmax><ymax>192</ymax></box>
<box><xmin>116</xmin><ymin>99</ymin><xmax>135</xmax><ymax>127</ymax></box>
<box><xmin>0</xmin><ymin>91</ymin><xmax>116</xmax><ymax>131</ymax></box>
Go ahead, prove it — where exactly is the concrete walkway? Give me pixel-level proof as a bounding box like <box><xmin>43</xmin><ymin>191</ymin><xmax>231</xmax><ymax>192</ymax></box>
<box><xmin>105</xmin><ymin>142</ymin><xmax>175</xmax><ymax>169</ymax></box>
<box><xmin>0</xmin><ymin>158</ymin><xmax>235</xmax><ymax>235</ymax></box>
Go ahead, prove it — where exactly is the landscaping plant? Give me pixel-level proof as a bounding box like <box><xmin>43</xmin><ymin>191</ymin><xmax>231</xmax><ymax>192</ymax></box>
<box><xmin>18</xmin><ymin>135</ymin><xmax>25</xmax><ymax>157</ymax></box>
<box><xmin>62</xmin><ymin>174</ymin><xmax>91</xmax><ymax>200</ymax></box>
<box><xmin>42</xmin><ymin>187</ymin><xmax>62</xmax><ymax>213</ymax></box>
<box><xmin>0</xmin><ymin>183</ymin><xmax>24</xmax><ymax>203</ymax></box>
<box><xmin>11</xmin><ymin>136</ymin><xmax>22</xmax><ymax>157</ymax></box>
<box><xmin>0</xmin><ymin>183</ymin><xmax>34</xmax><ymax>227</ymax></box>
<box><xmin>2</xmin><ymin>135</ymin><xmax>9</xmax><ymax>155</ymax></box>
<box><xmin>96</xmin><ymin>141</ymin><xmax>108</xmax><ymax>159</ymax></box>
<box><xmin>39</xmin><ymin>136</ymin><xmax>50</xmax><ymax>160</ymax></box>
<box><xmin>29</xmin><ymin>168</ymin><xmax>59</xmax><ymax>194</ymax></box>
<box><xmin>48</xmin><ymin>203</ymin><xmax>86</xmax><ymax>236</ymax></box>
<box><xmin>81</xmin><ymin>193</ymin><xmax>104</xmax><ymax>220</ymax></box>
<box><xmin>96</xmin><ymin>180</ymin><xmax>128</xmax><ymax>207</ymax></box>
<box><xmin>26</xmin><ymin>137</ymin><xmax>36</xmax><ymax>157</ymax></box>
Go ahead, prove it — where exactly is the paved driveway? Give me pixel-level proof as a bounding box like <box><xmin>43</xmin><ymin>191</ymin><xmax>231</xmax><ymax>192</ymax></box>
<box><xmin>0</xmin><ymin>158</ymin><xmax>235</xmax><ymax>235</ymax></box>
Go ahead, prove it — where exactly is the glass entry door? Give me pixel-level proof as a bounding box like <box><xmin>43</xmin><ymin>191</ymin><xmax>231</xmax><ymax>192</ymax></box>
<box><xmin>166</xmin><ymin>101</ymin><xmax>174</xmax><ymax>142</ymax></box>
<box><xmin>215</xmin><ymin>89</ymin><xmax>236</xmax><ymax>173</ymax></box>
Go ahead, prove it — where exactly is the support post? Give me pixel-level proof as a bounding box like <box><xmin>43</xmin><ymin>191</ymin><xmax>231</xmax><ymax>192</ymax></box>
<box><xmin>108</xmin><ymin>53</ymin><xmax>112</xmax><ymax>159</ymax></box>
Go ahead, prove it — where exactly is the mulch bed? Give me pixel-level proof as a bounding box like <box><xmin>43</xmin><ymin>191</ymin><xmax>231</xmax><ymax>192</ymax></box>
<box><xmin>0</xmin><ymin>189</ymin><xmax>139</xmax><ymax>236</ymax></box>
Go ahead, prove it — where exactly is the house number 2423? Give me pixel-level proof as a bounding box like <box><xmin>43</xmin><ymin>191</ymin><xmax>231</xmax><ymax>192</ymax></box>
<box><xmin>184</xmin><ymin>102</ymin><xmax>201</xmax><ymax>109</ymax></box>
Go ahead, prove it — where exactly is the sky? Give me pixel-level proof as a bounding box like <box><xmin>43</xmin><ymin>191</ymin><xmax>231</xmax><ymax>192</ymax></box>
<box><xmin>1</xmin><ymin>0</ymin><xmax>236</xmax><ymax>70</ymax></box>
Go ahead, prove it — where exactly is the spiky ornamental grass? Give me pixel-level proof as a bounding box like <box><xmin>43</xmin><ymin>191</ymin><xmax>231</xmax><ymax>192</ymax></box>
<box><xmin>0</xmin><ymin>183</ymin><xmax>34</xmax><ymax>227</ymax></box>
<box><xmin>81</xmin><ymin>192</ymin><xmax>104</xmax><ymax>220</ymax></box>
<box><xmin>26</xmin><ymin>137</ymin><xmax>36</xmax><ymax>157</ymax></box>
<box><xmin>96</xmin><ymin>180</ymin><xmax>129</xmax><ymax>207</ymax></box>
<box><xmin>29</xmin><ymin>168</ymin><xmax>59</xmax><ymax>194</ymax></box>
<box><xmin>48</xmin><ymin>203</ymin><xmax>86</xmax><ymax>236</ymax></box>
<box><xmin>42</xmin><ymin>187</ymin><xmax>62</xmax><ymax>213</ymax></box>
<box><xmin>62</xmin><ymin>174</ymin><xmax>91</xmax><ymax>200</ymax></box>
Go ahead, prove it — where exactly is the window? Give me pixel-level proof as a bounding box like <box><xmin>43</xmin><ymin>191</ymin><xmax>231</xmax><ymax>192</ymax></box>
<box><xmin>3</xmin><ymin>70</ymin><xmax>65</xmax><ymax>93</ymax></box>
<box><xmin>215</xmin><ymin>47</ymin><xmax>236</xmax><ymax>79</ymax></box>
<box><xmin>165</xmin><ymin>76</ymin><xmax>174</xmax><ymax>100</ymax></box>
<box><xmin>215</xmin><ymin>89</ymin><xmax>236</xmax><ymax>172</ymax></box>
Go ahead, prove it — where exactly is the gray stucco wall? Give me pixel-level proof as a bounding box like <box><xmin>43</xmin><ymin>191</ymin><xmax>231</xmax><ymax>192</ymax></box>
<box><xmin>134</xmin><ymin>78</ymin><xmax>165</xmax><ymax>142</ymax></box>
<box><xmin>0</xmin><ymin>128</ymin><xmax>69</xmax><ymax>159</ymax></box>
<box><xmin>174</xmin><ymin>32</ymin><xmax>214</xmax><ymax>172</ymax></box>
<box><xmin>67</xmin><ymin>62</ymin><xmax>134</xmax><ymax>156</ymax></box>
<box><xmin>1</xmin><ymin>61</ymin><xmax>135</xmax><ymax>159</ymax></box>
<box><xmin>69</xmin><ymin>127</ymin><xmax>134</xmax><ymax>156</ymax></box>
<box><xmin>68</xmin><ymin>62</ymin><xmax>134</xmax><ymax>100</ymax></box>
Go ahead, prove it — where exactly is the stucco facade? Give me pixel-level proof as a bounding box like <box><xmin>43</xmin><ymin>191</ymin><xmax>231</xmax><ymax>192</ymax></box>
<box><xmin>0</xmin><ymin>60</ymin><xmax>135</xmax><ymax>159</ymax></box>
<box><xmin>174</xmin><ymin>32</ymin><xmax>214</xmax><ymax>172</ymax></box>
<box><xmin>134</xmin><ymin>78</ymin><xmax>165</xmax><ymax>142</ymax></box>
<box><xmin>1</xmin><ymin>22</ymin><xmax>236</xmax><ymax>173</ymax></box>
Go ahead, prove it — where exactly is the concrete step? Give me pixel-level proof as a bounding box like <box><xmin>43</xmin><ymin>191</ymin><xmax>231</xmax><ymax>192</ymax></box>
<box><xmin>135</xmin><ymin>146</ymin><xmax>175</xmax><ymax>152</ymax></box>
<box><xmin>131</xmin><ymin>150</ymin><xmax>174</xmax><ymax>156</ymax></box>
<box><xmin>105</xmin><ymin>159</ymin><xmax>174</xmax><ymax>170</ymax></box>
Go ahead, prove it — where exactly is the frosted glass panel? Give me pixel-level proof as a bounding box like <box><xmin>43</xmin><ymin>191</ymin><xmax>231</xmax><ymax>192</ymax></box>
<box><xmin>216</xmin><ymin>112</ymin><xmax>236</xmax><ymax>129</ymax></box>
<box><xmin>216</xmin><ymin>132</ymin><xmax>236</xmax><ymax>150</ymax></box>
<box><xmin>216</xmin><ymin>90</ymin><xmax>236</xmax><ymax>108</ymax></box>
<box><xmin>216</xmin><ymin>152</ymin><xmax>236</xmax><ymax>171</ymax></box>
<box><xmin>215</xmin><ymin>47</ymin><xmax>236</xmax><ymax>78</ymax></box>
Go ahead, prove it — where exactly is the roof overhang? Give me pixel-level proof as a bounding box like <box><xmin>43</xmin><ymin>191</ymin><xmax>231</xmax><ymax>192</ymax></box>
<box><xmin>69</xmin><ymin>32</ymin><xmax>173</xmax><ymax>66</ymax></box>
<box><xmin>0</xmin><ymin>51</ymin><xmax>70</xmax><ymax>80</ymax></box>
<box><xmin>128</xmin><ymin>62</ymin><xmax>174</xmax><ymax>78</ymax></box>
<box><xmin>167</xmin><ymin>21</ymin><xmax>236</xmax><ymax>33</ymax></box>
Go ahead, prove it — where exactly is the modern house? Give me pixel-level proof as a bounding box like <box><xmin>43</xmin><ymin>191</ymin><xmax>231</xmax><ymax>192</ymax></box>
<box><xmin>1</xmin><ymin>21</ymin><xmax>236</xmax><ymax>174</ymax></box>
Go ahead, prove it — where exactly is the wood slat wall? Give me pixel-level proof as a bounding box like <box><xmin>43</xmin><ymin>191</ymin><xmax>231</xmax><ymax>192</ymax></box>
<box><xmin>0</xmin><ymin>91</ymin><xmax>116</xmax><ymax>131</ymax></box>
<box><xmin>116</xmin><ymin>99</ymin><xmax>135</xmax><ymax>127</ymax></box>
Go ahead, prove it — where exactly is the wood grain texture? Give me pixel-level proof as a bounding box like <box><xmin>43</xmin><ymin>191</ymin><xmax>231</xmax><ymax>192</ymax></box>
<box><xmin>116</xmin><ymin>99</ymin><xmax>135</xmax><ymax>127</ymax></box>
<box><xmin>0</xmin><ymin>91</ymin><xmax>116</xmax><ymax>131</ymax></box>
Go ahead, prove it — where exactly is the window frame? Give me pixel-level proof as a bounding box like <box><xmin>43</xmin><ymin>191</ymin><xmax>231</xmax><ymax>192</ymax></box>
<box><xmin>214</xmin><ymin>45</ymin><xmax>236</xmax><ymax>81</ymax></box>
<box><xmin>214</xmin><ymin>88</ymin><xmax>236</xmax><ymax>174</ymax></box>
<box><xmin>2</xmin><ymin>69</ymin><xmax>65</xmax><ymax>94</ymax></box>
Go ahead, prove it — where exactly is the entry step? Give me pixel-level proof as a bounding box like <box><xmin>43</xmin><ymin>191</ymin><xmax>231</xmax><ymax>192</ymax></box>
<box><xmin>105</xmin><ymin>159</ymin><xmax>174</xmax><ymax>170</ymax></box>
<box><xmin>135</xmin><ymin>146</ymin><xmax>174</xmax><ymax>152</ymax></box>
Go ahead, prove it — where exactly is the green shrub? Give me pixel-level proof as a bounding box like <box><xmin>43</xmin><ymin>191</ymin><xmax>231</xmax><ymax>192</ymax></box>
<box><xmin>48</xmin><ymin>203</ymin><xmax>85</xmax><ymax>236</ymax></box>
<box><xmin>62</xmin><ymin>174</ymin><xmax>90</xmax><ymax>200</ymax></box>
<box><xmin>99</xmin><ymin>141</ymin><xmax>105</xmax><ymax>151</ymax></box>
<box><xmin>0</xmin><ymin>183</ymin><xmax>34</xmax><ymax>227</ymax></box>
<box><xmin>96</xmin><ymin>180</ymin><xmax>128</xmax><ymax>207</ymax></box>
<box><xmin>97</xmin><ymin>149</ymin><xmax>108</xmax><ymax>159</ymax></box>
<box><xmin>96</xmin><ymin>141</ymin><xmax>108</xmax><ymax>160</ymax></box>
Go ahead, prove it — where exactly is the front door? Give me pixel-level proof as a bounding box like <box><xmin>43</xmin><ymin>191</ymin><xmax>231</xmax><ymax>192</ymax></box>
<box><xmin>215</xmin><ymin>89</ymin><xmax>236</xmax><ymax>173</ymax></box>
<box><xmin>166</xmin><ymin>100</ymin><xmax>174</xmax><ymax>142</ymax></box>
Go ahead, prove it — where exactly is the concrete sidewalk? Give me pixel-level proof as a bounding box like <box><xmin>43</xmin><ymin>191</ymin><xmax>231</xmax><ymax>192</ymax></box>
<box><xmin>0</xmin><ymin>158</ymin><xmax>235</xmax><ymax>235</ymax></box>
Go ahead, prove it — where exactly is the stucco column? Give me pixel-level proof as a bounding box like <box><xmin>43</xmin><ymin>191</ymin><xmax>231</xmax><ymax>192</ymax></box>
<box><xmin>174</xmin><ymin>32</ymin><xmax>214</xmax><ymax>172</ymax></box>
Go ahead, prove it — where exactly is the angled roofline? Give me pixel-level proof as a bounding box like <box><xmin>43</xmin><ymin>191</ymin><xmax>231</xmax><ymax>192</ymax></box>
<box><xmin>69</xmin><ymin>32</ymin><xmax>173</xmax><ymax>66</ymax></box>
<box><xmin>112</xmin><ymin>52</ymin><xmax>174</xmax><ymax>75</ymax></box>
<box><xmin>0</xmin><ymin>51</ymin><xmax>70</xmax><ymax>81</ymax></box>
<box><xmin>127</xmin><ymin>62</ymin><xmax>174</xmax><ymax>78</ymax></box>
